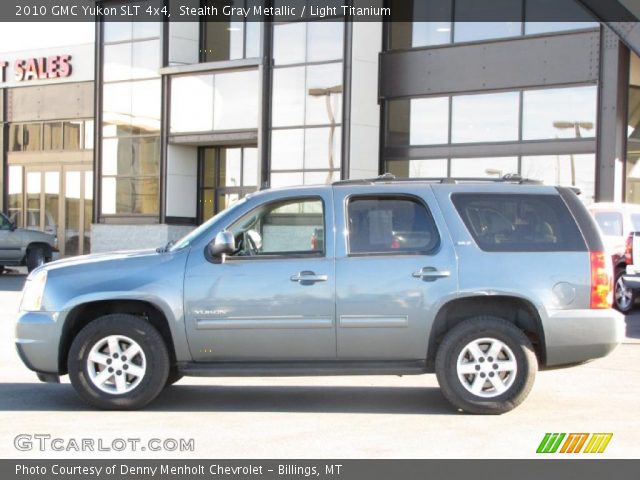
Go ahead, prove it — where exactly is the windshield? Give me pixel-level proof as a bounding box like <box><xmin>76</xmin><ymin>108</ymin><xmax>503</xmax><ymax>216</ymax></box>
<box><xmin>168</xmin><ymin>196</ymin><xmax>249</xmax><ymax>252</ymax></box>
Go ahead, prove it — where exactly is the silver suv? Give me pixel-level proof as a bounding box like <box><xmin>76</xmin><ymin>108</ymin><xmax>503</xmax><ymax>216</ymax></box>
<box><xmin>0</xmin><ymin>212</ymin><xmax>57</xmax><ymax>273</ymax></box>
<box><xmin>15</xmin><ymin>178</ymin><xmax>624</xmax><ymax>414</ymax></box>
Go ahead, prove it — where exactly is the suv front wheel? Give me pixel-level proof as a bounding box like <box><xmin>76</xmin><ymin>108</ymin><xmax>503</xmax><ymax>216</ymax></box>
<box><xmin>435</xmin><ymin>316</ymin><xmax>537</xmax><ymax>414</ymax></box>
<box><xmin>68</xmin><ymin>314</ymin><xmax>170</xmax><ymax>410</ymax></box>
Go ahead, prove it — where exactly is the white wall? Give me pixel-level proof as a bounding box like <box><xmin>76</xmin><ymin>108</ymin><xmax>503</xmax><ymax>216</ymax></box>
<box><xmin>166</xmin><ymin>144</ymin><xmax>198</xmax><ymax>218</ymax></box>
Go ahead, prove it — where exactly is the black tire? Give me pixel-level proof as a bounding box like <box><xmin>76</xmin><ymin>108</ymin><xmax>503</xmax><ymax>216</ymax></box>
<box><xmin>68</xmin><ymin>314</ymin><xmax>170</xmax><ymax>410</ymax></box>
<box><xmin>165</xmin><ymin>368</ymin><xmax>183</xmax><ymax>387</ymax></box>
<box><xmin>26</xmin><ymin>246</ymin><xmax>46</xmax><ymax>272</ymax></box>
<box><xmin>435</xmin><ymin>316</ymin><xmax>538</xmax><ymax>415</ymax></box>
<box><xmin>613</xmin><ymin>269</ymin><xmax>636</xmax><ymax>313</ymax></box>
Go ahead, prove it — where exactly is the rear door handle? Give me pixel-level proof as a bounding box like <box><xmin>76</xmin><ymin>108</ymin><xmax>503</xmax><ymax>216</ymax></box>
<box><xmin>412</xmin><ymin>267</ymin><xmax>451</xmax><ymax>280</ymax></box>
<box><xmin>290</xmin><ymin>271</ymin><xmax>328</xmax><ymax>283</ymax></box>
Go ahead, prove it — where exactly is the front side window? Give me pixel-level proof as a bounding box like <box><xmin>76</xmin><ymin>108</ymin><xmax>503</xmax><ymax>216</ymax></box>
<box><xmin>228</xmin><ymin>198</ymin><xmax>324</xmax><ymax>257</ymax></box>
<box><xmin>347</xmin><ymin>196</ymin><xmax>440</xmax><ymax>255</ymax></box>
<box><xmin>452</xmin><ymin>193</ymin><xmax>586</xmax><ymax>252</ymax></box>
<box><xmin>0</xmin><ymin>213</ymin><xmax>12</xmax><ymax>230</ymax></box>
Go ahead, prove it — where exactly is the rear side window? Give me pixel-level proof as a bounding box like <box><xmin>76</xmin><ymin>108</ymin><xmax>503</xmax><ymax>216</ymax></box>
<box><xmin>452</xmin><ymin>193</ymin><xmax>586</xmax><ymax>252</ymax></box>
<box><xmin>593</xmin><ymin>212</ymin><xmax>623</xmax><ymax>236</ymax></box>
<box><xmin>347</xmin><ymin>196</ymin><xmax>440</xmax><ymax>255</ymax></box>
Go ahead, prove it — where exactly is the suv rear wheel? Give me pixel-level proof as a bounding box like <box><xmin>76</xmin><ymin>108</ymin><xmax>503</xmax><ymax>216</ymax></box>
<box><xmin>68</xmin><ymin>314</ymin><xmax>169</xmax><ymax>410</ymax></box>
<box><xmin>435</xmin><ymin>316</ymin><xmax>537</xmax><ymax>414</ymax></box>
<box><xmin>26</xmin><ymin>246</ymin><xmax>46</xmax><ymax>272</ymax></box>
<box><xmin>614</xmin><ymin>269</ymin><xmax>635</xmax><ymax>313</ymax></box>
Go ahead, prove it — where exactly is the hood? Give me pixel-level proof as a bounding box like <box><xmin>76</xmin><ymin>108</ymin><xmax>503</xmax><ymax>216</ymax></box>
<box><xmin>42</xmin><ymin>248</ymin><xmax>161</xmax><ymax>272</ymax></box>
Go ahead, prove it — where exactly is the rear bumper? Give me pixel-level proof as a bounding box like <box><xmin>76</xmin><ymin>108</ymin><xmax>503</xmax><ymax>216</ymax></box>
<box><xmin>543</xmin><ymin>308</ymin><xmax>624</xmax><ymax>366</ymax></box>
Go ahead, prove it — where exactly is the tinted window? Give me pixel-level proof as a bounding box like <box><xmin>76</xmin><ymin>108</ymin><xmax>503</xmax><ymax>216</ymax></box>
<box><xmin>452</xmin><ymin>194</ymin><xmax>586</xmax><ymax>252</ymax></box>
<box><xmin>348</xmin><ymin>196</ymin><xmax>440</xmax><ymax>255</ymax></box>
<box><xmin>593</xmin><ymin>212</ymin><xmax>623</xmax><ymax>237</ymax></box>
<box><xmin>229</xmin><ymin>198</ymin><xmax>324</xmax><ymax>256</ymax></box>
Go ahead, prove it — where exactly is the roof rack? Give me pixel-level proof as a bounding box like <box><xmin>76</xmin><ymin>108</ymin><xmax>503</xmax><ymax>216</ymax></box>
<box><xmin>332</xmin><ymin>173</ymin><xmax>544</xmax><ymax>186</ymax></box>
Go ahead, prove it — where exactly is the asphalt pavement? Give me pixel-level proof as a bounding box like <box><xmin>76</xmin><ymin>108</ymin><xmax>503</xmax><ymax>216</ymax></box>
<box><xmin>1</xmin><ymin>267</ymin><xmax>638</xmax><ymax>459</ymax></box>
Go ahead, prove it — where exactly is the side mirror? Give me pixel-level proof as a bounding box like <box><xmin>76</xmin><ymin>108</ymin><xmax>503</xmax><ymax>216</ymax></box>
<box><xmin>9</xmin><ymin>223</ymin><xmax>17</xmax><ymax>232</ymax></box>
<box><xmin>208</xmin><ymin>231</ymin><xmax>235</xmax><ymax>258</ymax></box>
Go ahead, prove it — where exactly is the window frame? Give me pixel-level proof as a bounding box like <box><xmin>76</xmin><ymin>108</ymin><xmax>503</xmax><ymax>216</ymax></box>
<box><xmin>223</xmin><ymin>195</ymin><xmax>328</xmax><ymax>261</ymax></box>
<box><xmin>345</xmin><ymin>193</ymin><xmax>442</xmax><ymax>257</ymax></box>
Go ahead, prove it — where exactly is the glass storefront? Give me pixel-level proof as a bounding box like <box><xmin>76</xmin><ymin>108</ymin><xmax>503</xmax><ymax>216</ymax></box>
<box><xmin>626</xmin><ymin>52</ymin><xmax>640</xmax><ymax>203</ymax></box>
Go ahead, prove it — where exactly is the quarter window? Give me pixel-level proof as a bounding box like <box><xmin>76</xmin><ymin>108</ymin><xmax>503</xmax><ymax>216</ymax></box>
<box><xmin>347</xmin><ymin>196</ymin><xmax>440</xmax><ymax>255</ymax></box>
<box><xmin>593</xmin><ymin>212</ymin><xmax>623</xmax><ymax>237</ymax></box>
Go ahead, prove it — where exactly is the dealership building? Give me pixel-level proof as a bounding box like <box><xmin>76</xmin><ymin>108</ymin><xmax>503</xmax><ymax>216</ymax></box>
<box><xmin>2</xmin><ymin>0</ymin><xmax>640</xmax><ymax>255</ymax></box>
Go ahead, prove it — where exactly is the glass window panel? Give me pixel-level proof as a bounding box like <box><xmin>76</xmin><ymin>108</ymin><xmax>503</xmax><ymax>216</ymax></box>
<box><xmin>203</xmin><ymin>20</ymin><xmax>244</xmax><ymax>62</ymax></box>
<box><xmin>271</xmin><ymin>172</ymin><xmax>304</xmax><ymax>188</ymax></box>
<box><xmin>103</xmin><ymin>82</ymin><xmax>132</xmax><ymax>135</ymax></box>
<box><xmin>43</xmin><ymin>122</ymin><xmax>63</xmax><ymax>150</ymax></box>
<box><xmin>304</xmin><ymin>127</ymin><xmax>342</xmax><ymax>170</ymax></box>
<box><xmin>63</xmin><ymin>121</ymin><xmax>82</xmax><ymax>150</ymax></box>
<box><xmin>522</xmin><ymin>86</ymin><xmax>597</xmax><ymax>140</ymax></box>
<box><xmin>272</xmin><ymin>67</ymin><xmax>306</xmax><ymax>127</ymax></box>
<box><xmin>521</xmin><ymin>154</ymin><xmax>596</xmax><ymax>204</ymax></box>
<box><xmin>65</xmin><ymin>171</ymin><xmax>81</xmax><ymax>255</ymax></box>
<box><xmin>9</xmin><ymin>124</ymin><xmax>23</xmax><ymax>151</ymax></box>
<box><xmin>202</xmin><ymin>148</ymin><xmax>216</xmax><ymax>188</ymax></box>
<box><xmin>131</xmin><ymin>80</ymin><xmax>161</xmax><ymax>133</ymax></box>
<box><xmin>274</xmin><ymin>23</ymin><xmax>306</xmax><ymax>65</ymax></box>
<box><xmin>103</xmin><ymin>43</ymin><xmax>132</xmax><ymax>82</ymax></box>
<box><xmin>132</xmin><ymin>136</ymin><xmax>160</xmax><ymax>175</ymax></box>
<box><xmin>84</xmin><ymin>120</ymin><xmax>94</xmax><ymax>150</ymax></box>
<box><xmin>386</xmin><ymin>100</ymin><xmax>410</xmax><ymax>145</ymax></box>
<box><xmin>627</xmin><ymin>85</ymin><xmax>640</xmax><ymax>203</ymax></box>
<box><xmin>454</xmin><ymin>0</ymin><xmax>522</xmax><ymax>42</ymax></box>
<box><xmin>104</xmin><ymin>22</ymin><xmax>132</xmax><ymax>43</ymax></box>
<box><xmin>303</xmin><ymin>170</ymin><xmax>339</xmax><ymax>185</ymax></box>
<box><xmin>84</xmin><ymin>172</ymin><xmax>93</xmax><ymax>254</ymax></box>
<box><xmin>525</xmin><ymin>22</ymin><xmax>598</xmax><ymax>35</ymax></box>
<box><xmin>245</xmin><ymin>21</ymin><xmax>262</xmax><ymax>58</ymax></box>
<box><xmin>452</xmin><ymin>92</ymin><xmax>519</xmax><ymax>143</ymax></box>
<box><xmin>306</xmin><ymin>63</ymin><xmax>343</xmax><ymax>126</ymax></box>
<box><xmin>26</xmin><ymin>172</ymin><xmax>41</xmax><ymax>229</ymax></box>
<box><xmin>213</xmin><ymin>70</ymin><xmax>259</xmax><ymax>130</ymax></box>
<box><xmin>23</xmin><ymin>123</ymin><xmax>42</xmax><ymax>151</ymax></box>
<box><xmin>389</xmin><ymin>1</ymin><xmax>452</xmax><ymax>48</ymax></box>
<box><xmin>386</xmin><ymin>159</ymin><xmax>448</xmax><ymax>178</ymax></box>
<box><xmin>450</xmin><ymin>157</ymin><xmax>518</xmax><ymax>178</ymax></box>
<box><xmin>171</xmin><ymin>74</ymin><xmax>214</xmax><ymax>133</ymax></box>
<box><xmin>133</xmin><ymin>21</ymin><xmax>161</xmax><ymax>39</ymax></box>
<box><xmin>8</xmin><ymin>166</ymin><xmax>23</xmax><ymax>226</ymax></box>
<box><xmin>242</xmin><ymin>148</ymin><xmax>259</xmax><ymax>187</ymax></box>
<box><xmin>102</xmin><ymin>137</ymin><xmax>131</xmax><ymax>176</ymax></box>
<box><xmin>410</xmin><ymin>97</ymin><xmax>449</xmax><ymax>145</ymax></box>
<box><xmin>219</xmin><ymin>148</ymin><xmax>242</xmax><ymax>187</ymax></box>
<box><xmin>132</xmin><ymin>40</ymin><xmax>161</xmax><ymax>79</ymax></box>
<box><xmin>307</xmin><ymin>21</ymin><xmax>344</xmax><ymax>63</ymax></box>
<box><xmin>525</xmin><ymin>0</ymin><xmax>597</xmax><ymax>35</ymax></box>
<box><xmin>218</xmin><ymin>192</ymin><xmax>241</xmax><ymax>212</ymax></box>
<box><xmin>201</xmin><ymin>189</ymin><xmax>215</xmax><ymax>221</ymax></box>
<box><xmin>104</xmin><ymin>177</ymin><xmax>159</xmax><ymax>215</ymax></box>
<box><xmin>271</xmin><ymin>129</ymin><xmax>304</xmax><ymax>170</ymax></box>
<box><xmin>44</xmin><ymin>171</ymin><xmax>59</xmax><ymax>236</ymax></box>
<box><xmin>101</xmin><ymin>177</ymin><xmax>117</xmax><ymax>215</ymax></box>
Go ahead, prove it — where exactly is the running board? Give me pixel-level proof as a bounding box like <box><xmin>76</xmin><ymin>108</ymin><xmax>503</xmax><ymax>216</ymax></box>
<box><xmin>177</xmin><ymin>360</ymin><xmax>428</xmax><ymax>377</ymax></box>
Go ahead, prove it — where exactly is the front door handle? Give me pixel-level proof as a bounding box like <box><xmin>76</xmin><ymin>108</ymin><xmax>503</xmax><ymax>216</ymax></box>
<box><xmin>412</xmin><ymin>267</ymin><xmax>451</xmax><ymax>280</ymax></box>
<box><xmin>290</xmin><ymin>271</ymin><xmax>328</xmax><ymax>284</ymax></box>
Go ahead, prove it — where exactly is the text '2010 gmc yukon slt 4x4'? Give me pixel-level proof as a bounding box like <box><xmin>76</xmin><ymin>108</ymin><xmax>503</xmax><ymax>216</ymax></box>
<box><xmin>15</xmin><ymin>177</ymin><xmax>624</xmax><ymax>414</ymax></box>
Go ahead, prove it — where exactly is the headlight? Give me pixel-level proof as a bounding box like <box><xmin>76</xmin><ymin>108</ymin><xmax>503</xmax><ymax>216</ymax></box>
<box><xmin>20</xmin><ymin>270</ymin><xmax>48</xmax><ymax>312</ymax></box>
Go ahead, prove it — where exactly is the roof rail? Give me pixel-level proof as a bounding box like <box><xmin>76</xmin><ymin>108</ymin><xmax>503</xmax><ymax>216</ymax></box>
<box><xmin>332</xmin><ymin>173</ymin><xmax>543</xmax><ymax>186</ymax></box>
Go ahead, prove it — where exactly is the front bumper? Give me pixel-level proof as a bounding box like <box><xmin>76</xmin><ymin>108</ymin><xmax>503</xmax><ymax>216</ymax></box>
<box><xmin>543</xmin><ymin>308</ymin><xmax>625</xmax><ymax>366</ymax></box>
<box><xmin>14</xmin><ymin>310</ymin><xmax>64</xmax><ymax>375</ymax></box>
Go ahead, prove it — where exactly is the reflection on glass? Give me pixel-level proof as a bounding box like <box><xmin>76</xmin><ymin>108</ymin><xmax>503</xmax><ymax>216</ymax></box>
<box><xmin>304</xmin><ymin>127</ymin><xmax>342</xmax><ymax>170</ymax></box>
<box><xmin>410</xmin><ymin>97</ymin><xmax>449</xmax><ymax>145</ymax></box>
<box><xmin>44</xmin><ymin>172</ymin><xmax>59</xmax><ymax>236</ymax></box>
<box><xmin>131</xmin><ymin>80</ymin><xmax>161</xmax><ymax>133</ymax></box>
<box><xmin>171</xmin><ymin>75</ymin><xmax>214</xmax><ymax>133</ymax></box>
<box><xmin>454</xmin><ymin>0</ymin><xmax>522</xmax><ymax>42</ymax></box>
<box><xmin>245</xmin><ymin>22</ymin><xmax>261</xmax><ymax>57</ymax></box>
<box><xmin>522</xmin><ymin>86</ymin><xmax>597</xmax><ymax>140</ymax></box>
<box><xmin>9</xmin><ymin>124</ymin><xmax>22</xmax><ymax>151</ymax></box>
<box><xmin>450</xmin><ymin>157</ymin><xmax>518</xmax><ymax>178</ymax></box>
<box><xmin>389</xmin><ymin>0</ymin><xmax>452</xmax><ymax>48</ymax></box>
<box><xmin>84</xmin><ymin>172</ymin><xmax>93</xmax><ymax>254</ymax></box>
<box><xmin>521</xmin><ymin>154</ymin><xmax>595</xmax><ymax>204</ymax></box>
<box><xmin>201</xmin><ymin>189</ymin><xmax>215</xmax><ymax>221</ymax></box>
<box><xmin>525</xmin><ymin>22</ymin><xmax>598</xmax><ymax>35</ymax></box>
<box><xmin>627</xmin><ymin>85</ymin><xmax>640</xmax><ymax>203</ymax></box>
<box><xmin>218</xmin><ymin>193</ymin><xmax>240</xmax><ymax>212</ymax></box>
<box><xmin>103</xmin><ymin>43</ymin><xmax>132</xmax><ymax>82</ymax></box>
<box><xmin>525</xmin><ymin>0</ymin><xmax>598</xmax><ymax>35</ymax></box>
<box><xmin>305</xmin><ymin>63</ymin><xmax>343</xmax><ymax>126</ymax></box>
<box><xmin>203</xmin><ymin>21</ymin><xmax>244</xmax><ymax>62</ymax></box>
<box><xmin>303</xmin><ymin>170</ymin><xmax>339</xmax><ymax>185</ymax></box>
<box><xmin>307</xmin><ymin>21</ymin><xmax>344</xmax><ymax>62</ymax></box>
<box><xmin>26</xmin><ymin>172</ymin><xmax>41</xmax><ymax>229</ymax></box>
<box><xmin>23</xmin><ymin>124</ymin><xmax>42</xmax><ymax>151</ymax></box>
<box><xmin>270</xmin><ymin>172</ymin><xmax>304</xmax><ymax>188</ymax></box>
<box><xmin>132</xmin><ymin>40</ymin><xmax>161</xmax><ymax>79</ymax></box>
<box><xmin>272</xmin><ymin>67</ymin><xmax>306</xmax><ymax>127</ymax></box>
<box><xmin>103</xmin><ymin>177</ymin><xmax>159</xmax><ymax>215</ymax></box>
<box><xmin>452</xmin><ymin>92</ymin><xmax>519</xmax><ymax>143</ymax></box>
<box><xmin>84</xmin><ymin>120</ymin><xmax>94</xmax><ymax>150</ymax></box>
<box><xmin>242</xmin><ymin>148</ymin><xmax>259</xmax><ymax>187</ymax></box>
<box><xmin>271</xmin><ymin>129</ymin><xmax>304</xmax><ymax>170</ymax></box>
<box><xmin>202</xmin><ymin>149</ymin><xmax>216</xmax><ymax>188</ymax></box>
<box><xmin>44</xmin><ymin>123</ymin><xmax>63</xmax><ymax>151</ymax></box>
<box><xmin>219</xmin><ymin>148</ymin><xmax>242</xmax><ymax>187</ymax></box>
<box><xmin>65</xmin><ymin>171</ymin><xmax>81</xmax><ymax>256</ymax></box>
<box><xmin>386</xmin><ymin>159</ymin><xmax>448</xmax><ymax>178</ymax></box>
<box><xmin>64</xmin><ymin>121</ymin><xmax>82</xmax><ymax>150</ymax></box>
<box><xmin>454</xmin><ymin>22</ymin><xmax>522</xmax><ymax>42</ymax></box>
<box><xmin>387</xmin><ymin>100</ymin><xmax>410</xmax><ymax>145</ymax></box>
<box><xmin>104</xmin><ymin>22</ymin><xmax>133</xmax><ymax>43</ymax></box>
<box><xmin>8</xmin><ymin>166</ymin><xmax>23</xmax><ymax>226</ymax></box>
<box><xmin>213</xmin><ymin>70</ymin><xmax>259</xmax><ymax>130</ymax></box>
<box><xmin>273</xmin><ymin>22</ymin><xmax>306</xmax><ymax>65</ymax></box>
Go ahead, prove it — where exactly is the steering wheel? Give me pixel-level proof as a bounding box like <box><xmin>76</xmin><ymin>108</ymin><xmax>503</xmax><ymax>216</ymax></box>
<box><xmin>242</xmin><ymin>231</ymin><xmax>258</xmax><ymax>256</ymax></box>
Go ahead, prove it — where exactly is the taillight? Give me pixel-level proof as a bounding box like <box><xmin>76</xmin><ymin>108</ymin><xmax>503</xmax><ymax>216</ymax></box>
<box><xmin>590</xmin><ymin>251</ymin><xmax>611</xmax><ymax>309</ymax></box>
<box><xmin>625</xmin><ymin>234</ymin><xmax>633</xmax><ymax>265</ymax></box>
